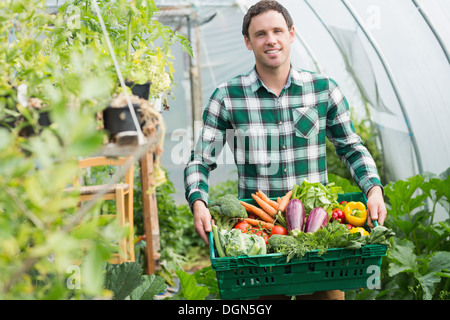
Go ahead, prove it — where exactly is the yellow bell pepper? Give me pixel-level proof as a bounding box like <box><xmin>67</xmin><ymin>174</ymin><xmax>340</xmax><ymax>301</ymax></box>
<box><xmin>350</xmin><ymin>227</ymin><xmax>369</xmax><ymax>236</ymax></box>
<box><xmin>344</xmin><ymin>201</ymin><xmax>367</xmax><ymax>227</ymax></box>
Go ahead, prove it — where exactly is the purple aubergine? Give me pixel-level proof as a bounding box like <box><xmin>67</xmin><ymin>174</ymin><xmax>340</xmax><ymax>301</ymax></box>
<box><xmin>286</xmin><ymin>199</ymin><xmax>305</xmax><ymax>233</ymax></box>
<box><xmin>304</xmin><ymin>207</ymin><xmax>329</xmax><ymax>233</ymax></box>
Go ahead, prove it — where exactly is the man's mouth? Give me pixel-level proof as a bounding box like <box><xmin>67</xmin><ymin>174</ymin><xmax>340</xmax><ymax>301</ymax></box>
<box><xmin>265</xmin><ymin>49</ymin><xmax>281</xmax><ymax>54</ymax></box>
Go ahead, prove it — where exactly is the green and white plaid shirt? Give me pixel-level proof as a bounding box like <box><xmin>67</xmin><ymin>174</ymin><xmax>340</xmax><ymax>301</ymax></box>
<box><xmin>184</xmin><ymin>66</ymin><xmax>382</xmax><ymax>207</ymax></box>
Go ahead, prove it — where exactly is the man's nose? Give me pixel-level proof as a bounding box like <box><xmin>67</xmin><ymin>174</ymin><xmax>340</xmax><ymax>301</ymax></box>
<box><xmin>265</xmin><ymin>32</ymin><xmax>277</xmax><ymax>45</ymax></box>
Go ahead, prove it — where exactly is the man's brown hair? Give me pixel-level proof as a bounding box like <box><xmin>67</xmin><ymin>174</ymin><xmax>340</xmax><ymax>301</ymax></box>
<box><xmin>242</xmin><ymin>0</ymin><xmax>294</xmax><ymax>38</ymax></box>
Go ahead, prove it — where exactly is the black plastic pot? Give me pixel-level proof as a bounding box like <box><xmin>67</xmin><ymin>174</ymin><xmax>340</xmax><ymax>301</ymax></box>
<box><xmin>20</xmin><ymin>110</ymin><xmax>51</xmax><ymax>137</ymax></box>
<box><xmin>103</xmin><ymin>104</ymin><xmax>144</xmax><ymax>139</ymax></box>
<box><xmin>125</xmin><ymin>81</ymin><xmax>151</xmax><ymax>100</ymax></box>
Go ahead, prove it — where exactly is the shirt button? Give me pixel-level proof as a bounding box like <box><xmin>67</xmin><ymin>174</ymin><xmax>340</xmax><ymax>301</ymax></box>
<box><xmin>282</xmin><ymin>145</ymin><xmax>286</xmax><ymax>149</ymax></box>
<box><xmin>284</xmin><ymin>168</ymin><xmax>287</xmax><ymax>173</ymax></box>
<box><xmin>279</xmin><ymin>121</ymin><xmax>283</xmax><ymax>125</ymax></box>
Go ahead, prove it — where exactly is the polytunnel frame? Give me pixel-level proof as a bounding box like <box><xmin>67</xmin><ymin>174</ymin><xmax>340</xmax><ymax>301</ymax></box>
<box><xmin>411</xmin><ymin>0</ymin><xmax>450</xmax><ymax>65</ymax></box>
<box><xmin>338</xmin><ymin>0</ymin><xmax>424</xmax><ymax>175</ymax></box>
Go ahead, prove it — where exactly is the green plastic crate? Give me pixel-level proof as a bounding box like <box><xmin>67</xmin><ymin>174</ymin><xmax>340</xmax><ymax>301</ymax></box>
<box><xmin>208</xmin><ymin>192</ymin><xmax>386</xmax><ymax>300</ymax></box>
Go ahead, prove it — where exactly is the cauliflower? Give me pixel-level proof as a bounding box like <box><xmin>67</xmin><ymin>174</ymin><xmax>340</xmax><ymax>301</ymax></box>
<box><xmin>212</xmin><ymin>226</ymin><xmax>267</xmax><ymax>258</ymax></box>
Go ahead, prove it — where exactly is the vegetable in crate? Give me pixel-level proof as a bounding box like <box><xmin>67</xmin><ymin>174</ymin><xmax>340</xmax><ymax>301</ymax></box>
<box><xmin>304</xmin><ymin>207</ymin><xmax>329</xmax><ymax>233</ymax></box>
<box><xmin>208</xmin><ymin>194</ymin><xmax>247</xmax><ymax>230</ymax></box>
<box><xmin>343</xmin><ymin>201</ymin><xmax>367</xmax><ymax>227</ymax></box>
<box><xmin>211</xmin><ymin>224</ymin><xmax>227</xmax><ymax>258</ymax></box>
<box><xmin>267</xmin><ymin>234</ymin><xmax>298</xmax><ymax>258</ymax></box>
<box><xmin>365</xmin><ymin>225</ymin><xmax>395</xmax><ymax>247</ymax></box>
<box><xmin>285</xmin><ymin>199</ymin><xmax>305</xmax><ymax>236</ymax></box>
<box><xmin>270</xmin><ymin>225</ymin><xmax>287</xmax><ymax>237</ymax></box>
<box><xmin>331</xmin><ymin>208</ymin><xmax>345</xmax><ymax>224</ymax></box>
<box><xmin>291</xmin><ymin>179</ymin><xmax>343</xmax><ymax>215</ymax></box>
<box><xmin>214</xmin><ymin>227</ymin><xmax>267</xmax><ymax>257</ymax></box>
<box><xmin>350</xmin><ymin>227</ymin><xmax>369</xmax><ymax>236</ymax></box>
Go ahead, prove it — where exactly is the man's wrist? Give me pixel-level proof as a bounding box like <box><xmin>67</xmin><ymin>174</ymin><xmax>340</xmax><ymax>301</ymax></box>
<box><xmin>193</xmin><ymin>199</ymin><xmax>207</xmax><ymax>211</ymax></box>
<box><xmin>367</xmin><ymin>185</ymin><xmax>383</xmax><ymax>197</ymax></box>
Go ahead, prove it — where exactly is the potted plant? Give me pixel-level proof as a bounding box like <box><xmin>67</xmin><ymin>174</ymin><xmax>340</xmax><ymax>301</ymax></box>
<box><xmin>60</xmin><ymin>0</ymin><xmax>192</xmax><ymax>140</ymax></box>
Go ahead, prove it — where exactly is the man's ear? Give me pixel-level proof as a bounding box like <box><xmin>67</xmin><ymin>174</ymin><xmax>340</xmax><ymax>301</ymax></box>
<box><xmin>244</xmin><ymin>35</ymin><xmax>253</xmax><ymax>50</ymax></box>
<box><xmin>289</xmin><ymin>26</ymin><xmax>295</xmax><ymax>43</ymax></box>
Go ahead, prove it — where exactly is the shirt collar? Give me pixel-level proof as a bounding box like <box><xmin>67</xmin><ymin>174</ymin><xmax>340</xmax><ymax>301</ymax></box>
<box><xmin>249</xmin><ymin>65</ymin><xmax>303</xmax><ymax>93</ymax></box>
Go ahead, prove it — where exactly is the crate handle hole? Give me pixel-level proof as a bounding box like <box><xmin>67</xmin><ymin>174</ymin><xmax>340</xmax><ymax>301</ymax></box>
<box><xmin>265</xmin><ymin>276</ymin><xmax>275</xmax><ymax>284</ymax></box>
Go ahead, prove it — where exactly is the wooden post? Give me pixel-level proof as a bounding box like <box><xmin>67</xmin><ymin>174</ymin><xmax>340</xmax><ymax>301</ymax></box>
<box><xmin>139</xmin><ymin>150</ymin><xmax>161</xmax><ymax>274</ymax></box>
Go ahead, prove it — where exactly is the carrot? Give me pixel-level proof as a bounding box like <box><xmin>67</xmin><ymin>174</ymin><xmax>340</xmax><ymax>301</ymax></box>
<box><xmin>277</xmin><ymin>197</ymin><xmax>281</xmax><ymax>204</ymax></box>
<box><xmin>277</xmin><ymin>190</ymin><xmax>293</xmax><ymax>213</ymax></box>
<box><xmin>251</xmin><ymin>193</ymin><xmax>278</xmax><ymax>217</ymax></box>
<box><xmin>256</xmin><ymin>190</ymin><xmax>279</xmax><ymax>210</ymax></box>
<box><xmin>244</xmin><ymin>218</ymin><xmax>274</xmax><ymax>231</ymax></box>
<box><xmin>240</xmin><ymin>201</ymin><xmax>275</xmax><ymax>223</ymax></box>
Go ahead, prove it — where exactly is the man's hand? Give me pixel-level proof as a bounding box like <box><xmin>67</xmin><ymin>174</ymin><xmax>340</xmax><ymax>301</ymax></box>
<box><xmin>366</xmin><ymin>186</ymin><xmax>387</xmax><ymax>227</ymax></box>
<box><xmin>192</xmin><ymin>200</ymin><xmax>213</xmax><ymax>245</ymax></box>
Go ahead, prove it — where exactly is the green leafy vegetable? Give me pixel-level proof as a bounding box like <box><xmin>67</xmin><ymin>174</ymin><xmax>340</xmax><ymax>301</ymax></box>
<box><xmin>269</xmin><ymin>221</ymin><xmax>395</xmax><ymax>262</ymax></box>
<box><xmin>364</xmin><ymin>225</ymin><xmax>396</xmax><ymax>247</ymax></box>
<box><xmin>291</xmin><ymin>179</ymin><xmax>343</xmax><ymax>216</ymax></box>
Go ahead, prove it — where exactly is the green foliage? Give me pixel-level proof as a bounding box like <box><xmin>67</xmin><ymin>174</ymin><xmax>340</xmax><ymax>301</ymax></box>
<box><xmin>174</xmin><ymin>266</ymin><xmax>219</xmax><ymax>300</ymax></box>
<box><xmin>151</xmin><ymin>175</ymin><xmax>209</xmax><ymax>288</ymax></box>
<box><xmin>350</xmin><ymin>168</ymin><xmax>450</xmax><ymax>300</ymax></box>
<box><xmin>0</xmin><ymin>0</ymin><xmax>192</xmax><ymax>300</ymax></box>
<box><xmin>57</xmin><ymin>0</ymin><xmax>192</xmax><ymax>99</ymax></box>
<box><xmin>209</xmin><ymin>177</ymin><xmax>238</xmax><ymax>199</ymax></box>
<box><xmin>326</xmin><ymin>108</ymin><xmax>384</xmax><ymax>185</ymax></box>
<box><xmin>328</xmin><ymin>173</ymin><xmax>362</xmax><ymax>193</ymax></box>
<box><xmin>0</xmin><ymin>0</ymin><xmax>54</xmax><ymax>106</ymax></box>
<box><xmin>103</xmin><ymin>262</ymin><xmax>167</xmax><ymax>300</ymax></box>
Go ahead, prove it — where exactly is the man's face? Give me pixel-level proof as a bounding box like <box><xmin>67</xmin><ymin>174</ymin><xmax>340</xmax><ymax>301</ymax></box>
<box><xmin>244</xmin><ymin>10</ymin><xmax>295</xmax><ymax>72</ymax></box>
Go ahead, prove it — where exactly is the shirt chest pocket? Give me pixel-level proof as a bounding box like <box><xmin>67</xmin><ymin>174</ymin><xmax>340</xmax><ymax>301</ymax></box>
<box><xmin>292</xmin><ymin>106</ymin><xmax>319</xmax><ymax>139</ymax></box>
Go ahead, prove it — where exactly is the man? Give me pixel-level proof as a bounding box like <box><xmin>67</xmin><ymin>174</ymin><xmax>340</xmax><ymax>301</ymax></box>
<box><xmin>184</xmin><ymin>0</ymin><xmax>386</xmax><ymax>298</ymax></box>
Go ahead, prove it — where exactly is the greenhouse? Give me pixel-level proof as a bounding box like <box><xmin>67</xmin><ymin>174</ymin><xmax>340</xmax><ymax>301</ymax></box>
<box><xmin>0</xmin><ymin>0</ymin><xmax>449</xmax><ymax>302</ymax></box>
